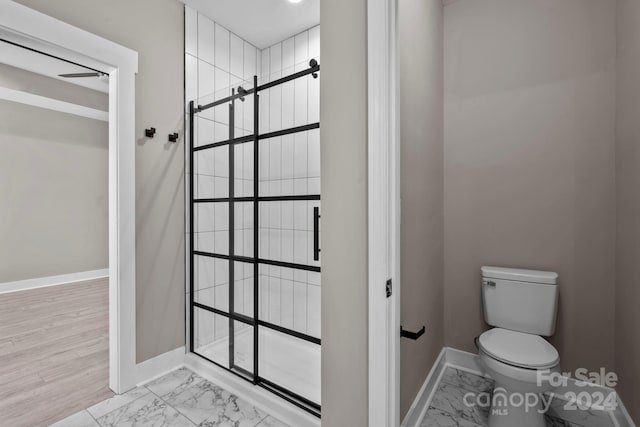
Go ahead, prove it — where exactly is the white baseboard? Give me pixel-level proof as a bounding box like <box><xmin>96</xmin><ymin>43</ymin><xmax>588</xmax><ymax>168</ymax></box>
<box><xmin>401</xmin><ymin>347</ymin><xmax>447</xmax><ymax>427</ymax></box>
<box><xmin>401</xmin><ymin>346</ymin><xmax>636</xmax><ymax>427</ymax></box>
<box><xmin>0</xmin><ymin>268</ymin><xmax>109</xmax><ymax>294</ymax></box>
<box><xmin>185</xmin><ymin>353</ymin><xmax>320</xmax><ymax>427</ymax></box>
<box><xmin>135</xmin><ymin>346</ymin><xmax>186</xmax><ymax>387</ymax></box>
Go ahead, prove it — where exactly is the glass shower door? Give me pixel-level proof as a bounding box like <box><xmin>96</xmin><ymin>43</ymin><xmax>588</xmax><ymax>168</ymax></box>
<box><xmin>189</xmin><ymin>58</ymin><xmax>321</xmax><ymax>416</ymax></box>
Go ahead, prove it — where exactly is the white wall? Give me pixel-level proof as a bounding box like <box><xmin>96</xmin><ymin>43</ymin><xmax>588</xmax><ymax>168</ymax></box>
<box><xmin>185</xmin><ymin>6</ymin><xmax>321</xmax><ymax>353</ymax></box>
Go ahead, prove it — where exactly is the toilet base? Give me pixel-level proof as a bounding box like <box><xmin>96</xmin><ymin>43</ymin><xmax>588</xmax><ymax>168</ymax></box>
<box><xmin>487</xmin><ymin>388</ymin><xmax>546</xmax><ymax>427</ymax></box>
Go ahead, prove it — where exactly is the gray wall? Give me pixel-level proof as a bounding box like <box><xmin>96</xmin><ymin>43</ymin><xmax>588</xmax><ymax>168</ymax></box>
<box><xmin>615</xmin><ymin>0</ymin><xmax>640</xmax><ymax>419</ymax></box>
<box><xmin>399</xmin><ymin>0</ymin><xmax>444</xmax><ymax>419</ymax></box>
<box><xmin>443</xmin><ymin>0</ymin><xmax>617</xmax><ymax>374</ymax></box>
<box><xmin>320</xmin><ymin>0</ymin><xmax>369</xmax><ymax>425</ymax></box>
<box><xmin>0</xmin><ymin>94</ymin><xmax>108</xmax><ymax>282</ymax></box>
<box><xmin>15</xmin><ymin>0</ymin><xmax>186</xmax><ymax>363</ymax></box>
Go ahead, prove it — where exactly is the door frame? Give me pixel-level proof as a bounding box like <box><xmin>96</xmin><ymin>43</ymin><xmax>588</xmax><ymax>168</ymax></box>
<box><xmin>367</xmin><ymin>0</ymin><xmax>401</xmax><ymax>425</ymax></box>
<box><xmin>0</xmin><ymin>0</ymin><xmax>139</xmax><ymax>394</ymax></box>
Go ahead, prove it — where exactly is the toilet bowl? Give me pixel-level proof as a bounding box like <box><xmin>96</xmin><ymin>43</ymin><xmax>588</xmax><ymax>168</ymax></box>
<box><xmin>477</xmin><ymin>328</ymin><xmax>560</xmax><ymax>427</ymax></box>
<box><xmin>479</xmin><ymin>267</ymin><xmax>560</xmax><ymax>427</ymax></box>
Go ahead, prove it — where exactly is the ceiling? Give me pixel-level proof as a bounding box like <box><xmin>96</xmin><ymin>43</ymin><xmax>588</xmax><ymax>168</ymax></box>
<box><xmin>0</xmin><ymin>40</ymin><xmax>109</xmax><ymax>94</ymax></box>
<box><xmin>182</xmin><ymin>0</ymin><xmax>320</xmax><ymax>49</ymax></box>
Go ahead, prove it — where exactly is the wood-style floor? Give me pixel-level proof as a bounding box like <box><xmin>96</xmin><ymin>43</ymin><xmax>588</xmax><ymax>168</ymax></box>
<box><xmin>0</xmin><ymin>278</ymin><xmax>113</xmax><ymax>427</ymax></box>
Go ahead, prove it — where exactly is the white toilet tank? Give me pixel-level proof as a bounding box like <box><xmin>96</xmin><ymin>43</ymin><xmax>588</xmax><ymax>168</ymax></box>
<box><xmin>481</xmin><ymin>266</ymin><xmax>559</xmax><ymax>336</ymax></box>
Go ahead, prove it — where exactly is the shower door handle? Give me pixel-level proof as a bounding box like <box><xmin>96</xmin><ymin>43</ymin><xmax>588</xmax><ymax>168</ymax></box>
<box><xmin>313</xmin><ymin>207</ymin><xmax>320</xmax><ymax>261</ymax></box>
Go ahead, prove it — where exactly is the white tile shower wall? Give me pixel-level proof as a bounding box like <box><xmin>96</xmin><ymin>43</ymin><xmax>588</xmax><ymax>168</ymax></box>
<box><xmin>258</xmin><ymin>26</ymin><xmax>321</xmax><ymax>339</ymax></box>
<box><xmin>185</xmin><ymin>4</ymin><xmax>321</xmax><ymax>347</ymax></box>
<box><xmin>186</xmin><ymin>6</ymin><xmax>259</xmax><ymax>348</ymax></box>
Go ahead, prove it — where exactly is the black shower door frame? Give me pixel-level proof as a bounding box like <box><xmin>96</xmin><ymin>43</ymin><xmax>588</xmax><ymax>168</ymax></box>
<box><xmin>188</xmin><ymin>61</ymin><xmax>321</xmax><ymax>417</ymax></box>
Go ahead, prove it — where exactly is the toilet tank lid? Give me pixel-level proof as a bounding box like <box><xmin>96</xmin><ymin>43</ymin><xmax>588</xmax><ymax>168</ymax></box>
<box><xmin>481</xmin><ymin>266</ymin><xmax>558</xmax><ymax>285</ymax></box>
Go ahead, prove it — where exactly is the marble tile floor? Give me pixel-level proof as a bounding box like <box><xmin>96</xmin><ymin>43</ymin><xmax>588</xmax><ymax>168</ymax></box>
<box><xmin>51</xmin><ymin>367</ymin><xmax>289</xmax><ymax>427</ymax></box>
<box><xmin>419</xmin><ymin>367</ymin><xmax>619</xmax><ymax>427</ymax></box>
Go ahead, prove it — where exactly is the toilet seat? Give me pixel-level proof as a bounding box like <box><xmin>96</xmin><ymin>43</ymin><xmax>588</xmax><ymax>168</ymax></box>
<box><xmin>478</xmin><ymin>328</ymin><xmax>559</xmax><ymax>370</ymax></box>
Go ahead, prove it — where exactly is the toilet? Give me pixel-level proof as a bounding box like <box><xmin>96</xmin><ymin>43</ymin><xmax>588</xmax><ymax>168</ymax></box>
<box><xmin>478</xmin><ymin>266</ymin><xmax>561</xmax><ymax>427</ymax></box>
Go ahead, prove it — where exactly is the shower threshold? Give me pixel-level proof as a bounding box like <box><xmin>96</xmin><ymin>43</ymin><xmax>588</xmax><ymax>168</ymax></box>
<box><xmin>197</xmin><ymin>327</ymin><xmax>321</xmax><ymax>406</ymax></box>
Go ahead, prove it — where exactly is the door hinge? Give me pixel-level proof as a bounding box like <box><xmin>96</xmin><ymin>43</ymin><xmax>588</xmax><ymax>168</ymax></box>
<box><xmin>386</xmin><ymin>279</ymin><xmax>392</xmax><ymax>298</ymax></box>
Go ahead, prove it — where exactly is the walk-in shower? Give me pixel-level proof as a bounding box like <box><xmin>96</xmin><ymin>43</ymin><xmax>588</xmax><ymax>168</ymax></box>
<box><xmin>187</xmin><ymin>41</ymin><xmax>321</xmax><ymax>416</ymax></box>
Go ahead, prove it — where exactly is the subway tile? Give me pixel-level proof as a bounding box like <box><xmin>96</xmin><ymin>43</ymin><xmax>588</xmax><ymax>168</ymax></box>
<box><xmin>198</xmin><ymin>60</ymin><xmax>216</xmax><ymax>99</ymax></box>
<box><xmin>215</xmin><ymin>68</ymin><xmax>230</xmax><ymax>92</ymax></box>
<box><xmin>259</xmin><ymin>181</ymin><xmax>268</xmax><ymax>195</ymax></box>
<box><xmin>214</xmin><ymin>258</ymin><xmax>228</xmax><ymax>286</ymax></box>
<box><xmin>214</xmin><ymin>122</ymin><xmax>229</xmax><ymax>143</ymax></box>
<box><xmin>308</xmin><ymin>177</ymin><xmax>320</xmax><ymax>194</ymax></box>
<box><xmin>243</xmin><ymin>142</ymin><xmax>254</xmax><ymax>180</ymax></box>
<box><xmin>270</xmin><ymin>265</ymin><xmax>282</xmax><ymax>278</ymax></box>
<box><xmin>309</xmin><ymin>73</ymin><xmax>320</xmax><ymax>123</ymax></box>
<box><xmin>185</xmin><ymin>7</ymin><xmax>198</xmax><ymax>56</ymax></box>
<box><xmin>269</xmin><ymin>277</ymin><xmax>281</xmax><ymax>324</ymax></box>
<box><xmin>195</xmin><ymin>256</ymin><xmax>216</xmax><ymax>291</ymax></box>
<box><xmin>282</xmin><ymin>78</ymin><xmax>295</xmax><ymax>129</ymax></box>
<box><xmin>243</xmin><ymin>96</ymin><xmax>254</xmax><ymax>134</ymax></box>
<box><xmin>214</xmin><ymin>24</ymin><xmax>230</xmax><ymax>71</ymax></box>
<box><xmin>230</xmin><ymin>33</ymin><xmax>244</xmax><ymax>78</ymax></box>
<box><xmin>259</xmin><ymin>89</ymin><xmax>270</xmax><ymax>133</ymax></box>
<box><xmin>260</xmin><ymin>275</ymin><xmax>270</xmax><ymax>321</ymax></box>
<box><xmin>196</xmin><ymin>308</ymin><xmax>215</xmax><ymax>348</ymax></box>
<box><xmin>294</xmin><ymin>31</ymin><xmax>309</xmax><ymax>69</ymax></box>
<box><xmin>282</xmin><ymin>37</ymin><xmax>295</xmax><ymax>70</ymax></box>
<box><xmin>270</xmin><ymin>84</ymin><xmax>282</xmax><ymax>130</ymax></box>
<box><xmin>281</xmin><ymin>267</ymin><xmax>294</xmax><ymax>281</ymax></box>
<box><xmin>234</xmin><ymin>279</ymin><xmax>245</xmax><ymax>314</ymax></box>
<box><xmin>309</xmin><ymin>26</ymin><xmax>320</xmax><ymax>60</ymax></box>
<box><xmin>269</xmin><ymin>137</ymin><xmax>282</xmax><ymax>180</ymax></box>
<box><xmin>213</xmin><ymin>230</ymin><xmax>229</xmax><ymax>254</ymax></box>
<box><xmin>281</xmin><ymin>201</ymin><xmax>294</xmax><ymax>229</ymax></box>
<box><xmin>269</xmin><ymin>229</ymin><xmax>282</xmax><ymax>259</ymax></box>
<box><xmin>293</xmin><ymin>283</ymin><xmax>307</xmax><ymax>333</ymax></box>
<box><xmin>195</xmin><ymin>148</ymin><xmax>215</xmax><ymax>176</ymax></box>
<box><xmin>242</xmin><ymin>230</ymin><xmax>254</xmax><ymax>258</ymax></box>
<box><xmin>270</xmin><ymin>43</ymin><xmax>282</xmax><ymax>74</ymax></box>
<box><xmin>261</xmin><ymin>49</ymin><xmax>270</xmax><ymax>81</ymax></box>
<box><xmin>308</xmin><ymin>271</ymin><xmax>321</xmax><ymax>286</ymax></box>
<box><xmin>281</xmin><ymin>179</ymin><xmax>294</xmax><ymax>196</ymax></box>
<box><xmin>213</xmin><ymin>144</ymin><xmax>228</xmax><ymax>176</ymax></box>
<box><xmin>293</xmin><ymin>230</ymin><xmax>308</xmax><ymax>265</ymax></box>
<box><xmin>214</xmin><ymin>177</ymin><xmax>229</xmax><ymax>198</ymax></box>
<box><xmin>293</xmin><ymin>269</ymin><xmax>307</xmax><ymax>283</ymax></box>
<box><xmin>260</xmin><ymin>204</ymin><xmax>269</xmax><ymax>231</ymax></box>
<box><xmin>244</xmin><ymin>279</ymin><xmax>254</xmax><ymax>317</ymax></box>
<box><xmin>308</xmin><ymin>128</ymin><xmax>320</xmax><ymax>177</ymax></box>
<box><xmin>260</xmin><ymin>139</ymin><xmax>270</xmax><ymax>180</ymax></box>
<box><xmin>196</xmin><ymin>175</ymin><xmax>215</xmax><ymax>199</ymax></box>
<box><xmin>307</xmin><ymin>285</ymin><xmax>321</xmax><ymax>337</ymax></box>
<box><xmin>281</xmin><ymin>230</ymin><xmax>294</xmax><ymax>262</ymax></box>
<box><xmin>196</xmin><ymin>203</ymin><xmax>215</xmax><ymax>232</ymax></box>
<box><xmin>294</xmin><ymin>201</ymin><xmax>307</xmax><ymax>231</ymax></box>
<box><xmin>294</xmin><ymin>76</ymin><xmax>308</xmax><ymax>126</ymax></box>
<box><xmin>196</xmin><ymin>117</ymin><xmax>215</xmax><ymax>147</ymax></box>
<box><xmin>293</xmin><ymin>133</ymin><xmax>308</xmax><ymax>178</ymax></box>
<box><xmin>269</xmin><ymin>202</ymin><xmax>281</xmax><ymax>229</ymax></box>
<box><xmin>244</xmin><ymin>42</ymin><xmax>257</xmax><ymax>80</ymax></box>
<box><xmin>197</xmin><ymin>14</ymin><xmax>215</xmax><ymax>64</ymax></box>
<box><xmin>280</xmin><ymin>280</ymin><xmax>294</xmax><ymax>329</ymax></box>
<box><xmin>269</xmin><ymin>180</ymin><xmax>282</xmax><ymax>197</ymax></box>
<box><xmin>186</xmin><ymin>54</ymin><xmax>198</xmax><ymax>106</ymax></box>
<box><xmin>259</xmin><ymin>228</ymin><xmax>269</xmax><ymax>259</ymax></box>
